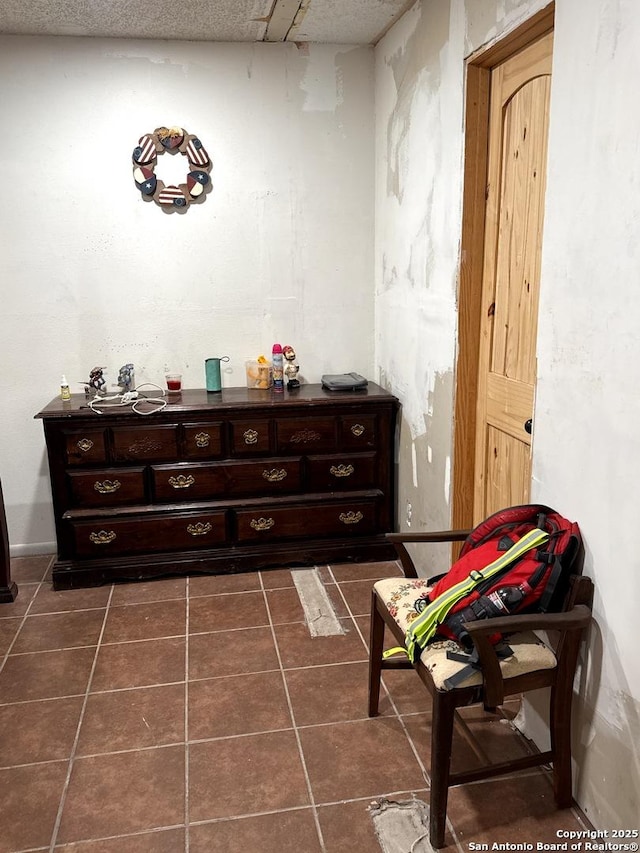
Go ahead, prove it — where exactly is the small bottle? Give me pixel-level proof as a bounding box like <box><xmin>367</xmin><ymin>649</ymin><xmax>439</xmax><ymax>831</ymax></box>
<box><xmin>272</xmin><ymin>343</ymin><xmax>284</xmax><ymax>392</ymax></box>
<box><xmin>60</xmin><ymin>375</ymin><xmax>71</xmax><ymax>401</ymax></box>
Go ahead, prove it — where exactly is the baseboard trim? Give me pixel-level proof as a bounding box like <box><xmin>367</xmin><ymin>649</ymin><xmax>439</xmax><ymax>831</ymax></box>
<box><xmin>10</xmin><ymin>542</ymin><xmax>56</xmax><ymax>558</ymax></box>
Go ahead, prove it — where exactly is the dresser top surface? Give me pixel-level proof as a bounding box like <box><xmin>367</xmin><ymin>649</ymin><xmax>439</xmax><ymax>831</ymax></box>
<box><xmin>35</xmin><ymin>382</ymin><xmax>398</xmax><ymax>420</ymax></box>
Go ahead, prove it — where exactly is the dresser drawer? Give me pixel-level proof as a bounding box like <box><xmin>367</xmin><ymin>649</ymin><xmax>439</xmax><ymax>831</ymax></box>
<box><xmin>71</xmin><ymin>511</ymin><xmax>227</xmax><ymax>557</ymax></box>
<box><xmin>64</xmin><ymin>429</ymin><xmax>108</xmax><ymax>466</ymax></box>
<box><xmin>235</xmin><ymin>498</ymin><xmax>377</xmax><ymax>543</ymax></box>
<box><xmin>152</xmin><ymin>458</ymin><xmax>303</xmax><ymax>501</ymax></box>
<box><xmin>152</xmin><ymin>464</ymin><xmax>227</xmax><ymax>502</ymax></box>
<box><xmin>111</xmin><ymin>425</ymin><xmax>178</xmax><ymax>462</ymax></box>
<box><xmin>340</xmin><ymin>414</ymin><xmax>377</xmax><ymax>449</ymax></box>
<box><xmin>182</xmin><ymin>422</ymin><xmax>224</xmax><ymax>459</ymax></box>
<box><xmin>67</xmin><ymin>468</ymin><xmax>146</xmax><ymax>508</ymax></box>
<box><xmin>229</xmin><ymin>419</ymin><xmax>271</xmax><ymax>455</ymax></box>
<box><xmin>275</xmin><ymin>416</ymin><xmax>338</xmax><ymax>453</ymax></box>
<box><xmin>306</xmin><ymin>453</ymin><xmax>377</xmax><ymax>491</ymax></box>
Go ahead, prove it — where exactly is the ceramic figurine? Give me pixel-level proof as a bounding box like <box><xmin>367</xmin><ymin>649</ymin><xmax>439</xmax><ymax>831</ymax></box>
<box><xmin>283</xmin><ymin>345</ymin><xmax>300</xmax><ymax>389</ymax></box>
<box><xmin>85</xmin><ymin>366</ymin><xmax>106</xmax><ymax>396</ymax></box>
<box><xmin>118</xmin><ymin>363</ymin><xmax>135</xmax><ymax>392</ymax></box>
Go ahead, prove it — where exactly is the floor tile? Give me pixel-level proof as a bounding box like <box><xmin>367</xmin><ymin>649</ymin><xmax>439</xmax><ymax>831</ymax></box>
<box><xmin>380</xmin><ymin>668</ymin><xmax>433</xmax><ymax>715</ymax></box>
<box><xmin>260</xmin><ymin>567</ymin><xmax>296</xmax><ymax>588</ymax></box>
<box><xmin>12</xmin><ymin>609</ymin><xmax>105</xmax><ymax>653</ymax></box>
<box><xmin>0</xmin><ymin>616</ymin><xmax>21</xmax><ymax>654</ymax></box>
<box><xmin>189</xmin><ymin>627</ymin><xmax>278</xmax><ymax>680</ymax></box>
<box><xmin>318</xmin><ymin>798</ymin><xmax>395</xmax><ymax>853</ymax></box>
<box><xmin>0</xmin><ymin>647</ymin><xmax>96</xmax><ymax>702</ymax></box>
<box><xmin>29</xmin><ymin>583</ymin><xmax>112</xmax><ymax>614</ymax></box>
<box><xmin>77</xmin><ymin>684</ymin><xmax>185</xmax><ymax>755</ymax></box>
<box><xmin>91</xmin><ymin>637</ymin><xmax>185</xmax><ymax>691</ymax></box>
<box><xmin>189</xmin><ymin>730</ymin><xmax>309</xmax><ymax>821</ymax></box>
<box><xmin>336</xmin><ymin>578</ymin><xmax>379</xmax><ymax>617</ymax></box>
<box><xmin>298</xmin><ymin>717</ymin><xmax>426</xmax><ymax>803</ymax></box>
<box><xmin>189</xmin><ymin>809</ymin><xmax>323</xmax><ymax>853</ymax></box>
<box><xmin>110</xmin><ymin>577</ymin><xmax>186</xmax><ymax>606</ymax></box>
<box><xmin>189</xmin><ymin>589</ymin><xmax>268</xmax><ymax>633</ymax></box>
<box><xmin>447</xmin><ymin>771</ymin><xmax>586</xmax><ymax>845</ymax></box>
<box><xmin>9</xmin><ymin>554</ymin><xmax>52</xmax><ymax>583</ymax></box>
<box><xmin>189</xmin><ymin>670</ymin><xmax>292</xmax><ymax>740</ymax></box>
<box><xmin>285</xmin><ymin>661</ymin><xmax>390</xmax><ymax>725</ymax></box>
<box><xmin>102</xmin><ymin>599</ymin><xmax>186</xmax><ymax>643</ymax></box>
<box><xmin>274</xmin><ymin>619</ymin><xmax>368</xmax><ymax>669</ymax></box>
<box><xmin>0</xmin><ymin>760</ymin><xmax>69</xmax><ymax>853</ymax></box>
<box><xmin>55</xmin><ymin>827</ymin><xmax>185</xmax><ymax>852</ymax></box>
<box><xmin>190</xmin><ymin>572</ymin><xmax>262</xmax><ymax>595</ymax></box>
<box><xmin>265</xmin><ymin>586</ymin><xmax>306</xmax><ymax>624</ymax></box>
<box><xmin>56</xmin><ymin>746</ymin><xmax>185</xmax><ymax>843</ymax></box>
<box><xmin>401</xmin><ymin>711</ymin><xmax>484</xmax><ymax>776</ymax></box>
<box><xmin>0</xmin><ymin>696</ymin><xmax>83</xmax><ymax>766</ymax></box>
<box><xmin>0</xmin><ymin>582</ymin><xmax>39</xmax><ymax>618</ymax></box>
<box><xmin>330</xmin><ymin>561</ymin><xmax>402</xmax><ymax>583</ymax></box>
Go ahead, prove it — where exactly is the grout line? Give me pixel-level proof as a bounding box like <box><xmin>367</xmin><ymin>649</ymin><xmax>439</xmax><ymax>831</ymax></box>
<box><xmin>48</xmin><ymin>583</ymin><xmax>116</xmax><ymax>853</ymax></box>
<box><xmin>0</xmin><ymin>573</ymin><xmax>49</xmax><ymax>672</ymax></box>
<box><xmin>259</xmin><ymin>568</ymin><xmax>327</xmax><ymax>853</ymax></box>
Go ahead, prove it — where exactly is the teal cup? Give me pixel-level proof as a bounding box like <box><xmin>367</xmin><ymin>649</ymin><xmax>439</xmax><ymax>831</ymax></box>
<box><xmin>205</xmin><ymin>357</ymin><xmax>229</xmax><ymax>392</ymax></box>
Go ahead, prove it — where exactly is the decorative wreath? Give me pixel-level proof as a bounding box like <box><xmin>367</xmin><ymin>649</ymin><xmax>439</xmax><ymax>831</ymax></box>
<box><xmin>132</xmin><ymin>126</ymin><xmax>212</xmax><ymax>210</ymax></box>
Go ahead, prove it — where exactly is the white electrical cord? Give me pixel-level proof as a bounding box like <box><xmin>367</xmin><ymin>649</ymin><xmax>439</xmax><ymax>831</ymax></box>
<box><xmin>87</xmin><ymin>383</ymin><xmax>167</xmax><ymax>415</ymax></box>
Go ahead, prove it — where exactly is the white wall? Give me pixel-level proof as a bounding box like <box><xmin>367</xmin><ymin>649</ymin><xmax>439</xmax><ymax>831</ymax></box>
<box><xmin>0</xmin><ymin>36</ymin><xmax>375</xmax><ymax>551</ymax></box>
<box><xmin>375</xmin><ymin>0</ymin><xmax>639</xmax><ymax>832</ymax></box>
<box><xmin>532</xmin><ymin>0</ymin><xmax>640</xmax><ymax>828</ymax></box>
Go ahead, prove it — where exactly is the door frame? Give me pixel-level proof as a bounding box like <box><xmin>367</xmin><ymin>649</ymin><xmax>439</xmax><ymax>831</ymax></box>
<box><xmin>452</xmin><ymin>3</ymin><xmax>555</xmax><ymax>534</ymax></box>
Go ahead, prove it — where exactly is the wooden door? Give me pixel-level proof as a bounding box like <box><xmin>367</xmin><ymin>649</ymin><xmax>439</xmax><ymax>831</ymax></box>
<box><xmin>473</xmin><ymin>31</ymin><xmax>553</xmax><ymax>523</ymax></box>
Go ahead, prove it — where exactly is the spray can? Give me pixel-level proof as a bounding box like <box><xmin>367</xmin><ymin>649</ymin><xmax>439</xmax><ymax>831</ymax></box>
<box><xmin>272</xmin><ymin>344</ymin><xmax>284</xmax><ymax>392</ymax></box>
<box><xmin>60</xmin><ymin>375</ymin><xmax>71</xmax><ymax>401</ymax></box>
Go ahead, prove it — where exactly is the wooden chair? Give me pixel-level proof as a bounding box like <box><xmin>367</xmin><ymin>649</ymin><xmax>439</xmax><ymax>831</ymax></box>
<box><xmin>368</xmin><ymin>526</ymin><xmax>593</xmax><ymax>848</ymax></box>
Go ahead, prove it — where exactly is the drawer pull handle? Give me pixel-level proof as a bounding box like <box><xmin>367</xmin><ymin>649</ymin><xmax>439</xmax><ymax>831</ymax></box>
<box><xmin>351</xmin><ymin>424</ymin><xmax>365</xmax><ymax>437</ymax></box>
<box><xmin>89</xmin><ymin>530</ymin><xmax>117</xmax><ymax>545</ymax></box>
<box><xmin>330</xmin><ymin>464</ymin><xmax>354</xmax><ymax>478</ymax></box>
<box><xmin>262</xmin><ymin>468</ymin><xmax>287</xmax><ymax>482</ymax></box>
<box><xmin>169</xmin><ymin>474</ymin><xmax>195</xmax><ymax>489</ymax></box>
<box><xmin>250</xmin><ymin>517</ymin><xmax>275</xmax><ymax>531</ymax></box>
<box><xmin>187</xmin><ymin>522</ymin><xmax>212</xmax><ymax>536</ymax></box>
<box><xmin>339</xmin><ymin>511</ymin><xmax>363</xmax><ymax>525</ymax></box>
<box><xmin>243</xmin><ymin>429</ymin><xmax>259</xmax><ymax>445</ymax></box>
<box><xmin>195</xmin><ymin>432</ymin><xmax>210</xmax><ymax>448</ymax></box>
<box><xmin>94</xmin><ymin>479</ymin><xmax>121</xmax><ymax>494</ymax></box>
<box><xmin>77</xmin><ymin>438</ymin><xmax>94</xmax><ymax>453</ymax></box>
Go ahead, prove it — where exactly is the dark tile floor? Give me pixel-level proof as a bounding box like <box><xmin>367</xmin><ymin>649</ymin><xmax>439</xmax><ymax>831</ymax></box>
<box><xmin>0</xmin><ymin>555</ymin><xmax>593</xmax><ymax>853</ymax></box>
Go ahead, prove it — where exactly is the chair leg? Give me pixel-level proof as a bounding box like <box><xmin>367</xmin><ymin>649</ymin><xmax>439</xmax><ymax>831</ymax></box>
<box><xmin>550</xmin><ymin>682</ymin><xmax>573</xmax><ymax>807</ymax></box>
<box><xmin>368</xmin><ymin>590</ymin><xmax>385</xmax><ymax>717</ymax></box>
<box><xmin>430</xmin><ymin>690</ymin><xmax>457</xmax><ymax>848</ymax></box>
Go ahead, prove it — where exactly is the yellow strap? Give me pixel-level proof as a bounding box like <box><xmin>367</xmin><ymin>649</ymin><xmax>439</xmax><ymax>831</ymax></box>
<box><xmin>382</xmin><ymin>646</ymin><xmax>409</xmax><ymax>659</ymax></box>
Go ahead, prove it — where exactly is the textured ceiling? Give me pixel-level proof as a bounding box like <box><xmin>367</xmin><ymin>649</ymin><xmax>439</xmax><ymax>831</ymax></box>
<box><xmin>0</xmin><ymin>0</ymin><xmax>413</xmax><ymax>45</ymax></box>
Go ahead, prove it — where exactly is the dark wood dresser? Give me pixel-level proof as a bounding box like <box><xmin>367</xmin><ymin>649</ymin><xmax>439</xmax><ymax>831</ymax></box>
<box><xmin>36</xmin><ymin>384</ymin><xmax>399</xmax><ymax>589</ymax></box>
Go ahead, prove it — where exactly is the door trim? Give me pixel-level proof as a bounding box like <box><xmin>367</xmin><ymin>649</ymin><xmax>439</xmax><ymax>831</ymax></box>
<box><xmin>452</xmin><ymin>3</ymin><xmax>554</xmax><ymax>534</ymax></box>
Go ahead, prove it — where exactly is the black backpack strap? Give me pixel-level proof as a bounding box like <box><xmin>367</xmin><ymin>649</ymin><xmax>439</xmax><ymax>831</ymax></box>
<box><xmin>539</xmin><ymin>555</ymin><xmax>563</xmax><ymax>612</ymax></box>
<box><xmin>443</xmin><ymin>642</ymin><xmax>513</xmax><ymax>690</ymax></box>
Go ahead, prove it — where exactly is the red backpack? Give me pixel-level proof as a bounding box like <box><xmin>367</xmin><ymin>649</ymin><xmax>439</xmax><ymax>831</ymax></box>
<box><xmin>405</xmin><ymin>505</ymin><xmax>582</xmax><ymax>664</ymax></box>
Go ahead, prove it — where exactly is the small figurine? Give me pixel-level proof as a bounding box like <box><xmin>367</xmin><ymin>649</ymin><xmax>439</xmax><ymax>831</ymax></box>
<box><xmin>283</xmin><ymin>345</ymin><xmax>300</xmax><ymax>389</ymax></box>
<box><xmin>85</xmin><ymin>366</ymin><xmax>106</xmax><ymax>396</ymax></box>
<box><xmin>117</xmin><ymin>363</ymin><xmax>135</xmax><ymax>393</ymax></box>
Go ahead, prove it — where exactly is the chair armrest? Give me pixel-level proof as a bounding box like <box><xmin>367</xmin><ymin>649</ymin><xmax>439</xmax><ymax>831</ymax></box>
<box><xmin>385</xmin><ymin>530</ymin><xmax>471</xmax><ymax>578</ymax></box>
<box><xmin>463</xmin><ymin>605</ymin><xmax>592</xmax><ymax>707</ymax></box>
<box><xmin>386</xmin><ymin>530</ymin><xmax>471</xmax><ymax>544</ymax></box>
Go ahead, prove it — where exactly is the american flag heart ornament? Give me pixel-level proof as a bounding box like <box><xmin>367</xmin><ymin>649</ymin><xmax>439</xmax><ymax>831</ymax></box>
<box><xmin>132</xmin><ymin>135</ymin><xmax>157</xmax><ymax>165</ymax></box>
<box><xmin>133</xmin><ymin>166</ymin><xmax>157</xmax><ymax>196</ymax></box>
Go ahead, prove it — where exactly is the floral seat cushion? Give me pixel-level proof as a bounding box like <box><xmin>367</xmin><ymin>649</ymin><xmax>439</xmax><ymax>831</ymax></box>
<box><xmin>373</xmin><ymin>577</ymin><xmax>557</xmax><ymax>691</ymax></box>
